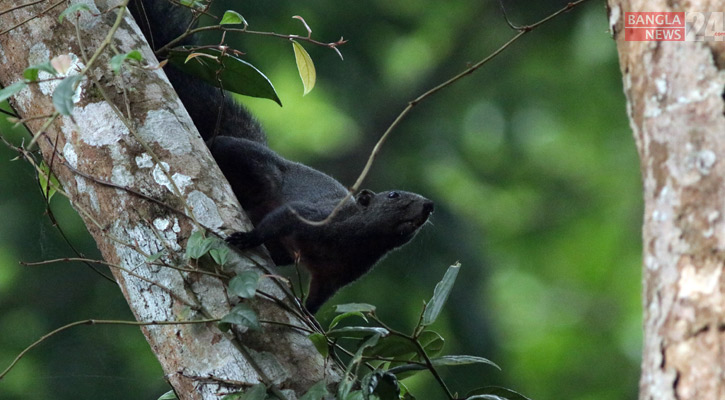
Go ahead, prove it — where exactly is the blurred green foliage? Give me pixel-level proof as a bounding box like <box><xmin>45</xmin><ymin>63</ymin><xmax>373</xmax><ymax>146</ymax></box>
<box><xmin>0</xmin><ymin>0</ymin><xmax>641</xmax><ymax>399</ymax></box>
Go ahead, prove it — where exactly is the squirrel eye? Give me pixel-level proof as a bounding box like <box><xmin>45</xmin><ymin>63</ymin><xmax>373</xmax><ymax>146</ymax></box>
<box><xmin>388</xmin><ymin>191</ymin><xmax>400</xmax><ymax>199</ymax></box>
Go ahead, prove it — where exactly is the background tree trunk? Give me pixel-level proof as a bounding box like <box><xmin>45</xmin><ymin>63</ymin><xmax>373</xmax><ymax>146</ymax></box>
<box><xmin>0</xmin><ymin>0</ymin><xmax>337</xmax><ymax>398</ymax></box>
<box><xmin>607</xmin><ymin>0</ymin><xmax>725</xmax><ymax>398</ymax></box>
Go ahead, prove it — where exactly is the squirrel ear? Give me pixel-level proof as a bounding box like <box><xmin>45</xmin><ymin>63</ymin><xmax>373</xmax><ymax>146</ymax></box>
<box><xmin>356</xmin><ymin>189</ymin><xmax>375</xmax><ymax>207</ymax></box>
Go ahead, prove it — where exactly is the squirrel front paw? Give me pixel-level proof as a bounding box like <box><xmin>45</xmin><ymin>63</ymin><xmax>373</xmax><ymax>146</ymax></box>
<box><xmin>226</xmin><ymin>231</ymin><xmax>262</xmax><ymax>249</ymax></box>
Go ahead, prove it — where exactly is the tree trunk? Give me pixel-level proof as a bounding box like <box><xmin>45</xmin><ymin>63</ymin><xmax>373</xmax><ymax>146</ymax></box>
<box><xmin>0</xmin><ymin>0</ymin><xmax>337</xmax><ymax>398</ymax></box>
<box><xmin>607</xmin><ymin>0</ymin><xmax>725</xmax><ymax>398</ymax></box>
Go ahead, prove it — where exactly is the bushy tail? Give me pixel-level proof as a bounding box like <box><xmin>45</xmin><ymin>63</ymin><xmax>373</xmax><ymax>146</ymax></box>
<box><xmin>129</xmin><ymin>0</ymin><xmax>266</xmax><ymax>144</ymax></box>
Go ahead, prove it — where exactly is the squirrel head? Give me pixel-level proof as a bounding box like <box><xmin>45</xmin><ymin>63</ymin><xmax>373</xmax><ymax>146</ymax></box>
<box><xmin>354</xmin><ymin>189</ymin><xmax>434</xmax><ymax>246</ymax></box>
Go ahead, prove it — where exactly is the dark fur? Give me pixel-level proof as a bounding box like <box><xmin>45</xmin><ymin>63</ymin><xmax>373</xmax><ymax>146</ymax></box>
<box><xmin>130</xmin><ymin>0</ymin><xmax>434</xmax><ymax>312</ymax></box>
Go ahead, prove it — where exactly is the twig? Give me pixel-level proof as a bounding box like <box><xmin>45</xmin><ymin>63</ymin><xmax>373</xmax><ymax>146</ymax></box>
<box><xmin>259</xmin><ymin>319</ymin><xmax>314</xmax><ymax>335</ymax></box>
<box><xmin>155</xmin><ymin>24</ymin><xmax>346</xmax><ymax>57</ymax></box>
<box><xmin>292</xmin><ymin>0</ymin><xmax>592</xmax><ymax>227</ymax></box>
<box><xmin>54</xmin><ymin>147</ymin><xmax>193</xmax><ymax>225</ymax></box>
<box><xmin>0</xmin><ymin>318</ymin><xmax>219</xmax><ymax>380</ymax></box>
<box><xmin>371</xmin><ymin>314</ymin><xmax>454</xmax><ymax>399</ymax></box>
<box><xmin>353</xmin><ymin>0</ymin><xmax>591</xmax><ymax>192</ymax></box>
<box><xmin>38</xmin><ymin>132</ymin><xmax>117</xmax><ymax>283</ymax></box>
<box><xmin>7</xmin><ymin>113</ymin><xmax>55</xmax><ymax>124</ymax></box>
<box><xmin>497</xmin><ymin>0</ymin><xmax>521</xmax><ymax>30</ymax></box>
<box><xmin>21</xmin><ymin>257</ymin><xmax>200</xmax><ymax>310</ymax></box>
<box><xmin>0</xmin><ymin>0</ymin><xmax>46</xmax><ymax>17</ymax></box>
<box><xmin>0</xmin><ymin>0</ymin><xmax>64</xmax><ymax>36</ymax></box>
<box><xmin>0</xmin><ymin>108</ymin><xmax>20</xmax><ymax>119</ymax></box>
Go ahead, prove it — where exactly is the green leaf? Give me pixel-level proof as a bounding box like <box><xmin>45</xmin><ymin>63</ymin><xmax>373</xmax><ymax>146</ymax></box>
<box><xmin>209</xmin><ymin>246</ymin><xmax>230</xmax><ymax>267</ymax></box>
<box><xmin>52</xmin><ymin>75</ymin><xmax>83</xmax><ymax>116</ymax></box>
<box><xmin>422</xmin><ymin>262</ymin><xmax>460</xmax><ymax>326</ymax></box>
<box><xmin>58</xmin><ymin>3</ymin><xmax>91</xmax><ymax>22</ymax></box>
<box><xmin>220</xmin><ymin>10</ymin><xmax>247</xmax><ymax>26</ymax></box>
<box><xmin>373</xmin><ymin>333</ymin><xmax>441</xmax><ymax>381</ymax></box>
<box><xmin>361</xmin><ymin>370</ymin><xmax>399</xmax><ymax>400</ymax></box>
<box><xmin>23</xmin><ymin>62</ymin><xmax>57</xmax><ymax>82</ymax></box>
<box><xmin>110</xmin><ymin>50</ymin><xmax>143</xmax><ymax>74</ymax></box>
<box><xmin>228</xmin><ymin>270</ymin><xmax>261</xmax><ymax>299</ymax></box>
<box><xmin>339</xmin><ymin>333</ymin><xmax>382</xmax><ymax>400</ymax></box>
<box><xmin>418</xmin><ymin>330</ymin><xmax>445</xmax><ymax>357</ymax></box>
<box><xmin>185</xmin><ymin>231</ymin><xmax>214</xmax><ymax>259</ymax></box>
<box><xmin>430</xmin><ymin>355</ymin><xmax>500</xmax><ymax>370</ymax></box>
<box><xmin>291</xmin><ymin>40</ymin><xmax>316</xmax><ymax>95</ymax></box>
<box><xmin>0</xmin><ymin>81</ymin><xmax>27</xmax><ymax>103</ymax></box>
<box><xmin>218</xmin><ymin>303</ymin><xmax>260</xmax><ymax>331</ymax></box>
<box><xmin>342</xmin><ymin>391</ymin><xmax>366</xmax><ymax>400</ymax></box>
<box><xmin>300</xmin><ymin>380</ymin><xmax>329</xmax><ymax>400</ymax></box>
<box><xmin>365</xmin><ymin>335</ymin><xmax>417</xmax><ymax>359</ymax></box>
<box><xmin>38</xmin><ymin>161</ymin><xmax>60</xmax><ymax>201</ymax></box>
<box><xmin>241</xmin><ymin>383</ymin><xmax>266</xmax><ymax>400</ymax></box>
<box><xmin>327</xmin><ymin>326</ymin><xmax>389</xmax><ymax>340</ymax></box>
<box><xmin>388</xmin><ymin>355</ymin><xmax>499</xmax><ymax>376</ymax></box>
<box><xmin>168</xmin><ymin>47</ymin><xmax>281</xmax><ymax>105</ymax></box>
<box><xmin>220</xmin><ymin>394</ymin><xmax>242</xmax><ymax>400</ymax></box>
<box><xmin>385</xmin><ymin>363</ymin><xmax>425</xmax><ymax>376</ymax></box>
<box><xmin>375</xmin><ymin>332</ymin><xmax>442</xmax><ymax>380</ymax></box>
<box><xmin>328</xmin><ymin>311</ymin><xmax>368</xmax><ymax>331</ymax></box>
<box><xmin>157</xmin><ymin>390</ymin><xmax>178</xmax><ymax>399</ymax></box>
<box><xmin>399</xmin><ymin>383</ymin><xmax>416</xmax><ymax>400</ymax></box>
<box><xmin>466</xmin><ymin>387</ymin><xmax>533</xmax><ymax>400</ymax></box>
<box><xmin>335</xmin><ymin>303</ymin><xmax>376</xmax><ymax>313</ymax></box>
<box><xmin>307</xmin><ymin>332</ymin><xmax>328</xmax><ymax>358</ymax></box>
<box><xmin>178</xmin><ymin>0</ymin><xmax>206</xmax><ymax>10</ymax></box>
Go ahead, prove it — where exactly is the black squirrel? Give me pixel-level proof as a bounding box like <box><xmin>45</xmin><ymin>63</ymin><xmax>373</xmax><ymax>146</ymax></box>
<box><xmin>129</xmin><ymin>0</ymin><xmax>434</xmax><ymax>313</ymax></box>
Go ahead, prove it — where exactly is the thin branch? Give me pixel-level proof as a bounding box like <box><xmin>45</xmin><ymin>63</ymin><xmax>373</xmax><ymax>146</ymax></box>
<box><xmin>7</xmin><ymin>113</ymin><xmax>54</xmax><ymax>124</ymax></box>
<box><xmin>26</xmin><ymin>112</ymin><xmax>60</xmax><ymax>149</ymax></box>
<box><xmin>0</xmin><ymin>107</ymin><xmax>20</xmax><ymax>119</ymax></box>
<box><xmin>353</xmin><ymin>0</ymin><xmax>590</xmax><ymax>191</ymax></box>
<box><xmin>259</xmin><ymin>319</ymin><xmax>314</xmax><ymax>335</ymax></box>
<box><xmin>21</xmin><ymin>257</ymin><xmax>200</xmax><ymax>310</ymax></box>
<box><xmin>155</xmin><ymin>24</ymin><xmax>346</xmax><ymax>57</ymax></box>
<box><xmin>411</xmin><ymin>337</ymin><xmax>454</xmax><ymax>399</ymax></box>
<box><xmin>41</xmin><ymin>130</ymin><xmax>194</xmax><ymax>226</ymax></box>
<box><xmin>371</xmin><ymin>314</ymin><xmax>453</xmax><ymax>399</ymax></box>
<box><xmin>7</xmin><ymin>138</ymin><xmax>107</xmax><ymax>234</ymax></box>
<box><xmin>292</xmin><ymin>0</ymin><xmax>592</xmax><ymax>227</ymax></box>
<box><xmin>497</xmin><ymin>0</ymin><xmax>521</xmax><ymax>30</ymax></box>
<box><xmin>0</xmin><ymin>0</ymin><xmax>64</xmax><ymax>36</ymax></box>
<box><xmin>0</xmin><ymin>0</ymin><xmax>46</xmax><ymax>17</ymax></box>
<box><xmin>0</xmin><ymin>318</ymin><xmax>219</xmax><ymax>380</ymax></box>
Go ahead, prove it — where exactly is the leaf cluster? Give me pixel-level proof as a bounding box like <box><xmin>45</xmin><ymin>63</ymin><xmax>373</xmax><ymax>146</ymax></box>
<box><xmin>171</xmin><ymin>240</ymin><xmax>532</xmax><ymax>400</ymax></box>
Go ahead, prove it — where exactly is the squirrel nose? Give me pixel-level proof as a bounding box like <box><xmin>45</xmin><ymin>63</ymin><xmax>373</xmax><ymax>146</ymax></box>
<box><xmin>423</xmin><ymin>200</ymin><xmax>434</xmax><ymax>214</ymax></box>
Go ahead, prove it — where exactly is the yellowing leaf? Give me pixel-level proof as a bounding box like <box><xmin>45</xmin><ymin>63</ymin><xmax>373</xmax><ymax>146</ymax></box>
<box><xmin>184</xmin><ymin>52</ymin><xmax>218</xmax><ymax>63</ymax></box>
<box><xmin>292</xmin><ymin>41</ymin><xmax>316</xmax><ymax>96</ymax></box>
<box><xmin>39</xmin><ymin>161</ymin><xmax>60</xmax><ymax>202</ymax></box>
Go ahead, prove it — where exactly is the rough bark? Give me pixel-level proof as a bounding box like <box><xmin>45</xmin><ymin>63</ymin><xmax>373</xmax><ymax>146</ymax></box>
<box><xmin>0</xmin><ymin>0</ymin><xmax>338</xmax><ymax>398</ymax></box>
<box><xmin>607</xmin><ymin>0</ymin><xmax>725</xmax><ymax>399</ymax></box>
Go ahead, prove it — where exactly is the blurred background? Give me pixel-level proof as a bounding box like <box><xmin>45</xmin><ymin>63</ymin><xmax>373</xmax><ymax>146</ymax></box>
<box><xmin>0</xmin><ymin>0</ymin><xmax>642</xmax><ymax>399</ymax></box>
